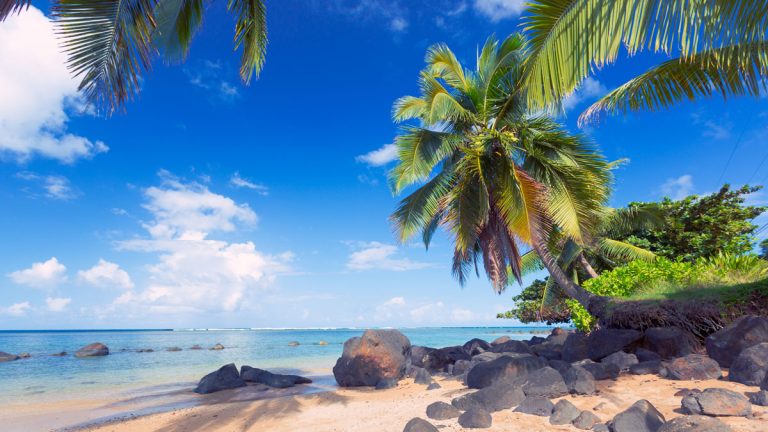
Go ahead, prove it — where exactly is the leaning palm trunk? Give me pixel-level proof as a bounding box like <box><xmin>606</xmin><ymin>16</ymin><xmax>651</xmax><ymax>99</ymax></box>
<box><xmin>577</xmin><ymin>253</ymin><xmax>599</xmax><ymax>279</ymax></box>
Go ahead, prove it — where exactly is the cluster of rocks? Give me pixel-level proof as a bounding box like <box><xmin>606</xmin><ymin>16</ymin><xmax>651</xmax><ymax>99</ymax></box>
<box><xmin>331</xmin><ymin>315</ymin><xmax>768</xmax><ymax>431</ymax></box>
<box><xmin>1</xmin><ymin>342</ymin><xmax>234</xmax><ymax>362</ymax></box>
<box><xmin>194</xmin><ymin>363</ymin><xmax>313</xmax><ymax>394</ymax></box>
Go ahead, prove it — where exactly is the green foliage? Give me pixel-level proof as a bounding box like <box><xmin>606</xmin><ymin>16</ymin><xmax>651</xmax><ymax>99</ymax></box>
<box><xmin>619</xmin><ymin>185</ymin><xmax>765</xmax><ymax>262</ymax></box>
<box><xmin>565</xmin><ymin>299</ymin><xmax>594</xmax><ymax>332</ymax></box>
<box><xmin>496</xmin><ymin>279</ymin><xmax>571</xmax><ymax>324</ymax></box>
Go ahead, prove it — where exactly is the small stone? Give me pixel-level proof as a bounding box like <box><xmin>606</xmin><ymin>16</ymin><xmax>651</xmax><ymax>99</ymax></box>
<box><xmin>190</xmin><ymin>345</ymin><xmax>203</xmax><ymax>350</ymax></box>
<box><xmin>572</xmin><ymin>411</ymin><xmax>600</xmax><ymax>430</ymax></box>
<box><xmin>514</xmin><ymin>396</ymin><xmax>554</xmax><ymax>416</ymax></box>
<box><xmin>18</xmin><ymin>352</ymin><xmax>30</xmax><ymax>359</ymax></box>
<box><xmin>425</xmin><ymin>401</ymin><xmax>460</xmax><ymax>420</ymax></box>
<box><xmin>74</xmin><ymin>343</ymin><xmax>109</xmax><ymax>358</ymax></box>
<box><xmin>318</xmin><ymin>341</ymin><xmax>329</xmax><ymax>345</ymax></box>
<box><xmin>549</xmin><ymin>399</ymin><xmax>581</xmax><ymax>425</ymax></box>
<box><xmin>426</xmin><ymin>382</ymin><xmax>441</xmax><ymax>391</ymax></box>
<box><xmin>51</xmin><ymin>351</ymin><xmax>67</xmax><ymax>357</ymax></box>
<box><xmin>610</xmin><ymin>399</ymin><xmax>665</xmax><ymax>432</ymax></box>
<box><xmin>288</xmin><ymin>341</ymin><xmax>300</xmax><ymax>346</ymax></box>
<box><xmin>402</xmin><ymin>417</ymin><xmax>438</xmax><ymax>432</ymax></box>
<box><xmin>457</xmin><ymin>408</ymin><xmax>492</xmax><ymax>428</ymax></box>
<box><xmin>211</xmin><ymin>343</ymin><xmax>225</xmax><ymax>350</ymax></box>
<box><xmin>657</xmin><ymin>415</ymin><xmax>733</xmax><ymax>432</ymax></box>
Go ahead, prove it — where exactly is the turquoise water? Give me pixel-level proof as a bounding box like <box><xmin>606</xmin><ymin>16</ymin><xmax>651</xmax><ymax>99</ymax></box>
<box><xmin>0</xmin><ymin>327</ymin><xmax>552</xmax><ymax>407</ymax></box>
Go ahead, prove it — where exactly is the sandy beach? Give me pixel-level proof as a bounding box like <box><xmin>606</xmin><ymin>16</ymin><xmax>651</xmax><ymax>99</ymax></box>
<box><xmin>69</xmin><ymin>373</ymin><xmax>767</xmax><ymax>432</ymax></box>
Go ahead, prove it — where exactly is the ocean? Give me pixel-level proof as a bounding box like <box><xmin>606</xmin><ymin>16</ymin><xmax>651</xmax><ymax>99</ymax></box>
<box><xmin>0</xmin><ymin>327</ymin><xmax>554</xmax><ymax>428</ymax></box>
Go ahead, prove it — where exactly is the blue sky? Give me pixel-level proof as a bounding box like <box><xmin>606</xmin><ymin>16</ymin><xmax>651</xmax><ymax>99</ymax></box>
<box><xmin>0</xmin><ymin>0</ymin><xmax>766</xmax><ymax>329</ymax></box>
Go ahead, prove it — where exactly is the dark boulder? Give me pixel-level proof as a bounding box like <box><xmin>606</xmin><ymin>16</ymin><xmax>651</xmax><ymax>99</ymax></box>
<box><xmin>572</xmin><ymin>411</ymin><xmax>601</xmax><ymax>430</ymax></box>
<box><xmin>489</xmin><ymin>339</ymin><xmax>531</xmax><ymax>354</ymax></box>
<box><xmin>74</xmin><ymin>343</ymin><xmax>109</xmax><ymax>358</ymax></box>
<box><xmin>573</xmin><ymin>359</ymin><xmax>619</xmax><ymax>380</ymax></box>
<box><xmin>410</xmin><ymin>346</ymin><xmax>435</xmax><ymax>368</ymax></box>
<box><xmin>451</xmin><ymin>393</ymin><xmax>485</xmax><ymax>412</ymax></box>
<box><xmin>548</xmin><ymin>359</ymin><xmax>571</xmax><ymax>375</ymax></box>
<box><xmin>491</xmin><ymin>336</ymin><xmax>510</xmax><ymax>345</ymax></box>
<box><xmin>530</xmin><ymin>343</ymin><xmax>562</xmax><ymax>360</ymax></box>
<box><xmin>561</xmin><ymin>332</ymin><xmax>589</xmax><ymax>362</ymax></box>
<box><xmin>657</xmin><ymin>415</ymin><xmax>732</xmax><ymax>432</ymax></box>
<box><xmin>458</xmin><ymin>408</ymin><xmax>492</xmax><ymax>429</ymax></box>
<box><xmin>194</xmin><ymin>363</ymin><xmax>246</xmax><ymax>394</ymax></box>
<box><xmin>547</xmin><ymin>327</ymin><xmax>571</xmax><ymax>345</ymax></box>
<box><xmin>455</xmin><ymin>383</ymin><xmax>526</xmax><ymax>412</ymax></box>
<box><xmin>375</xmin><ymin>377</ymin><xmax>398</xmax><ymax>389</ymax></box>
<box><xmin>728</xmin><ymin>342</ymin><xmax>768</xmax><ymax>386</ymax></box>
<box><xmin>240</xmin><ymin>366</ymin><xmax>312</xmax><ymax>388</ymax></box>
<box><xmin>402</xmin><ymin>418</ymin><xmax>438</xmax><ymax>432</ymax></box>
<box><xmin>511</xmin><ymin>366</ymin><xmax>568</xmax><ymax>398</ymax></box>
<box><xmin>643</xmin><ymin>326</ymin><xmax>697</xmax><ymax>359</ymax></box>
<box><xmin>529</xmin><ymin>336</ymin><xmax>547</xmax><ymax>346</ymax></box>
<box><xmin>564</xmin><ymin>365</ymin><xmax>596</xmax><ymax>395</ymax></box>
<box><xmin>425</xmin><ymin>401</ymin><xmax>460</xmax><ymax>420</ymax></box>
<box><xmin>636</xmin><ymin>348</ymin><xmax>662</xmax><ymax>363</ymax></box>
<box><xmin>0</xmin><ymin>351</ymin><xmax>19</xmax><ymax>362</ymax></box>
<box><xmin>662</xmin><ymin>354</ymin><xmax>721</xmax><ymax>380</ymax></box>
<box><xmin>706</xmin><ymin>315</ymin><xmax>768</xmax><ymax>367</ymax></box>
<box><xmin>463</xmin><ymin>338</ymin><xmax>491</xmax><ymax>355</ymax></box>
<box><xmin>514</xmin><ymin>396</ymin><xmax>554</xmax><ymax>416</ymax></box>
<box><xmin>471</xmin><ymin>352</ymin><xmax>500</xmax><ymax>363</ymax></box>
<box><xmin>748</xmin><ymin>390</ymin><xmax>768</xmax><ymax>406</ymax></box>
<box><xmin>424</xmin><ymin>345</ymin><xmax>470</xmax><ymax>371</ymax></box>
<box><xmin>587</xmin><ymin>329</ymin><xmax>643</xmax><ymax>361</ymax></box>
<box><xmin>452</xmin><ymin>360</ymin><xmax>472</xmax><ymax>376</ymax></box>
<box><xmin>549</xmin><ymin>399</ymin><xmax>581</xmax><ymax>425</ymax></box>
<box><xmin>413</xmin><ymin>367</ymin><xmax>432</xmax><ymax>385</ymax></box>
<box><xmin>629</xmin><ymin>361</ymin><xmax>662</xmax><ymax>375</ymax></box>
<box><xmin>333</xmin><ymin>329</ymin><xmax>411</xmax><ymax>387</ymax></box>
<box><xmin>601</xmin><ymin>351</ymin><xmax>638</xmax><ymax>371</ymax></box>
<box><xmin>681</xmin><ymin>388</ymin><xmax>751</xmax><ymax>417</ymax></box>
<box><xmin>593</xmin><ymin>425</ymin><xmax>610</xmax><ymax>432</ymax></box>
<box><xmin>466</xmin><ymin>354</ymin><xmax>547</xmax><ymax>389</ymax></box>
<box><xmin>609</xmin><ymin>399</ymin><xmax>665</xmax><ymax>432</ymax></box>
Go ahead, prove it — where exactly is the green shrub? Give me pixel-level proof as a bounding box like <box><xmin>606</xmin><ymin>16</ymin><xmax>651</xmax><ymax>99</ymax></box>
<box><xmin>565</xmin><ymin>299</ymin><xmax>594</xmax><ymax>332</ymax></box>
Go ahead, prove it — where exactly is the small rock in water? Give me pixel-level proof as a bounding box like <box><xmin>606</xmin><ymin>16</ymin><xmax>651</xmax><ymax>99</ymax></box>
<box><xmin>402</xmin><ymin>417</ymin><xmax>438</xmax><ymax>432</ymax></box>
<box><xmin>457</xmin><ymin>408</ymin><xmax>492</xmax><ymax>429</ymax></box>
<box><xmin>610</xmin><ymin>400</ymin><xmax>665</xmax><ymax>432</ymax></box>
<box><xmin>18</xmin><ymin>352</ymin><xmax>31</xmax><ymax>359</ymax></box>
<box><xmin>137</xmin><ymin>348</ymin><xmax>154</xmax><ymax>353</ymax></box>
<box><xmin>74</xmin><ymin>343</ymin><xmax>109</xmax><ymax>358</ymax></box>
<box><xmin>167</xmin><ymin>347</ymin><xmax>182</xmax><ymax>352</ymax></box>
<box><xmin>51</xmin><ymin>351</ymin><xmax>67</xmax><ymax>357</ymax></box>
<box><xmin>572</xmin><ymin>411</ymin><xmax>601</xmax><ymax>430</ymax></box>
<box><xmin>190</xmin><ymin>345</ymin><xmax>203</xmax><ymax>350</ymax></box>
<box><xmin>425</xmin><ymin>401</ymin><xmax>460</xmax><ymax>420</ymax></box>
<box><xmin>514</xmin><ymin>396</ymin><xmax>554</xmax><ymax>417</ymax></box>
<box><xmin>318</xmin><ymin>341</ymin><xmax>329</xmax><ymax>346</ymax></box>
<box><xmin>0</xmin><ymin>351</ymin><xmax>19</xmax><ymax>362</ymax></box>
<box><xmin>288</xmin><ymin>341</ymin><xmax>300</xmax><ymax>347</ymax></box>
<box><xmin>681</xmin><ymin>388</ymin><xmax>751</xmax><ymax>417</ymax></box>
<box><xmin>210</xmin><ymin>343</ymin><xmax>225</xmax><ymax>350</ymax></box>
<box><xmin>657</xmin><ymin>415</ymin><xmax>732</xmax><ymax>432</ymax></box>
<box><xmin>194</xmin><ymin>363</ymin><xmax>246</xmax><ymax>394</ymax></box>
<box><xmin>549</xmin><ymin>399</ymin><xmax>581</xmax><ymax>425</ymax></box>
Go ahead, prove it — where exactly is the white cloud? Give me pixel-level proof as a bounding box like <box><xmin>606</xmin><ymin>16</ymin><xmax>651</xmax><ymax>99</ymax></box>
<box><xmin>383</xmin><ymin>296</ymin><xmax>406</xmax><ymax>307</ymax></box>
<box><xmin>46</xmin><ymin>297</ymin><xmax>71</xmax><ymax>312</ymax></box>
<box><xmin>1</xmin><ymin>302</ymin><xmax>31</xmax><ymax>317</ymax></box>
<box><xmin>185</xmin><ymin>60</ymin><xmax>241</xmax><ymax>101</ymax></box>
<box><xmin>356</xmin><ymin>144</ymin><xmax>398</xmax><ymax>166</ymax></box>
<box><xmin>78</xmin><ymin>259</ymin><xmax>134</xmax><ymax>290</ymax></box>
<box><xmin>17</xmin><ymin>171</ymin><xmax>78</xmax><ymax>200</ymax></box>
<box><xmin>230</xmin><ymin>172</ymin><xmax>269</xmax><ymax>195</ymax></box>
<box><xmin>450</xmin><ymin>307</ymin><xmax>475</xmax><ymax>321</ymax></box>
<box><xmin>660</xmin><ymin>174</ymin><xmax>694</xmax><ymax>200</ymax></box>
<box><xmin>410</xmin><ymin>301</ymin><xmax>445</xmax><ymax>321</ymax></box>
<box><xmin>9</xmin><ymin>257</ymin><xmax>67</xmax><ymax>288</ymax></box>
<box><xmin>0</xmin><ymin>7</ymin><xmax>107</xmax><ymax>163</ymax></box>
<box><xmin>473</xmin><ymin>0</ymin><xmax>525</xmax><ymax>22</ymax></box>
<box><xmin>562</xmin><ymin>77</ymin><xmax>608</xmax><ymax>112</ymax></box>
<box><xmin>702</xmin><ymin>121</ymin><xmax>732</xmax><ymax>141</ymax></box>
<box><xmin>346</xmin><ymin>242</ymin><xmax>432</xmax><ymax>271</ymax></box>
<box><xmin>327</xmin><ymin>0</ymin><xmax>408</xmax><ymax>33</ymax></box>
<box><xmin>142</xmin><ymin>171</ymin><xmax>257</xmax><ymax>240</ymax></box>
<box><xmin>390</xmin><ymin>17</ymin><xmax>408</xmax><ymax>32</ymax></box>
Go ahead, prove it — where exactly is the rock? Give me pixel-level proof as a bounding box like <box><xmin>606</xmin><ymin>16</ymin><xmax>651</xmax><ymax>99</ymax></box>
<box><xmin>458</xmin><ymin>408</ymin><xmax>492</xmax><ymax>429</ymax></box>
<box><xmin>318</xmin><ymin>341</ymin><xmax>329</xmax><ymax>346</ymax></box>
<box><xmin>240</xmin><ymin>366</ymin><xmax>312</xmax><ymax>388</ymax></box>
<box><xmin>194</xmin><ymin>363</ymin><xmax>246</xmax><ymax>394</ymax></box>
<box><xmin>561</xmin><ymin>332</ymin><xmax>589</xmax><ymax>362</ymax></box>
<box><xmin>466</xmin><ymin>354</ymin><xmax>547</xmax><ymax>389</ymax></box>
<box><xmin>587</xmin><ymin>329</ymin><xmax>643</xmax><ymax>361</ymax></box>
<box><xmin>763</xmin><ymin>374</ymin><xmax>768</xmax><ymax>390</ymax></box>
<box><xmin>657</xmin><ymin>415</ymin><xmax>732</xmax><ymax>432</ymax></box>
<box><xmin>728</xmin><ymin>342</ymin><xmax>768</xmax><ymax>386</ymax></box>
<box><xmin>51</xmin><ymin>351</ymin><xmax>67</xmax><ymax>357</ymax></box>
<box><xmin>426</xmin><ymin>382</ymin><xmax>441</xmax><ymax>390</ymax></box>
<box><xmin>636</xmin><ymin>348</ymin><xmax>662</xmax><ymax>363</ymax></box>
<box><xmin>548</xmin><ymin>359</ymin><xmax>571</xmax><ymax>375</ymax></box>
<box><xmin>402</xmin><ymin>417</ymin><xmax>438</xmax><ymax>432</ymax></box>
<box><xmin>674</xmin><ymin>388</ymin><xmax>701</xmax><ymax>397</ymax></box>
<box><xmin>564</xmin><ymin>365</ymin><xmax>596</xmax><ymax>395</ymax></box>
<box><xmin>629</xmin><ymin>361</ymin><xmax>662</xmax><ymax>375</ymax></box>
<box><xmin>681</xmin><ymin>388</ymin><xmax>751</xmax><ymax>417</ymax></box>
<box><xmin>663</xmin><ymin>354</ymin><xmax>721</xmax><ymax>380</ymax></box>
<box><xmin>749</xmin><ymin>390</ymin><xmax>768</xmax><ymax>406</ymax></box>
<box><xmin>601</xmin><ymin>351</ymin><xmax>638</xmax><ymax>371</ymax></box>
<box><xmin>452</xmin><ymin>359</ymin><xmax>472</xmax><ymax>376</ymax></box>
<box><xmin>413</xmin><ymin>367</ymin><xmax>432</xmax><ymax>385</ymax></box>
<box><xmin>491</xmin><ymin>335</ymin><xmax>510</xmax><ymax>345</ymax></box>
<box><xmin>547</xmin><ymin>327</ymin><xmax>571</xmax><ymax>345</ymax></box>
<box><xmin>451</xmin><ymin>393</ymin><xmax>485</xmax><ymax>412</ymax></box>
<box><xmin>288</xmin><ymin>341</ymin><xmax>300</xmax><ymax>346</ymax></box>
<box><xmin>706</xmin><ymin>315</ymin><xmax>768</xmax><ymax>367</ymax></box>
<box><xmin>167</xmin><ymin>347</ymin><xmax>182</xmax><ymax>352</ymax></box>
<box><xmin>472</xmin><ymin>352</ymin><xmax>501</xmax><ymax>363</ymax></box>
<box><xmin>593</xmin><ymin>424</ymin><xmax>610</xmax><ymax>432</ymax></box>
<box><xmin>609</xmin><ymin>399</ymin><xmax>665</xmax><ymax>432</ymax></box>
<box><xmin>18</xmin><ymin>352</ymin><xmax>30</xmax><ymax>359</ymax></box>
<box><xmin>530</xmin><ymin>342</ymin><xmax>562</xmax><ymax>360</ymax></box>
<box><xmin>333</xmin><ymin>329</ymin><xmax>411</xmax><ymax>387</ymax></box>
<box><xmin>489</xmin><ymin>339</ymin><xmax>532</xmax><ymax>354</ymax></box>
<box><xmin>549</xmin><ymin>399</ymin><xmax>581</xmax><ymax>425</ymax></box>
<box><xmin>0</xmin><ymin>351</ymin><xmax>19</xmax><ymax>362</ymax></box>
<box><xmin>573</xmin><ymin>359</ymin><xmax>619</xmax><ymax>380</ymax></box>
<box><xmin>463</xmin><ymin>383</ymin><xmax>526</xmax><ymax>412</ymax></box>
<box><xmin>425</xmin><ymin>346</ymin><xmax>471</xmax><ymax>371</ymax></box>
<box><xmin>137</xmin><ymin>348</ymin><xmax>154</xmax><ymax>353</ymax></box>
<box><xmin>190</xmin><ymin>345</ymin><xmax>203</xmax><ymax>350</ymax></box>
<box><xmin>463</xmin><ymin>338</ymin><xmax>492</xmax><ymax>355</ymax></box>
<box><xmin>643</xmin><ymin>327</ymin><xmax>698</xmax><ymax>359</ymax></box>
<box><xmin>74</xmin><ymin>343</ymin><xmax>109</xmax><ymax>358</ymax></box>
<box><xmin>514</xmin><ymin>396</ymin><xmax>554</xmax><ymax>416</ymax></box>
<box><xmin>572</xmin><ymin>411</ymin><xmax>601</xmax><ymax>430</ymax></box>
<box><xmin>211</xmin><ymin>343</ymin><xmax>225</xmax><ymax>350</ymax></box>
<box><xmin>529</xmin><ymin>336</ymin><xmax>547</xmax><ymax>346</ymax></box>
<box><xmin>511</xmin><ymin>366</ymin><xmax>568</xmax><ymax>398</ymax></box>
<box><xmin>426</xmin><ymin>401</ymin><xmax>460</xmax><ymax>420</ymax></box>
<box><xmin>410</xmin><ymin>346</ymin><xmax>436</xmax><ymax>368</ymax></box>
<box><xmin>375</xmin><ymin>377</ymin><xmax>398</xmax><ymax>389</ymax></box>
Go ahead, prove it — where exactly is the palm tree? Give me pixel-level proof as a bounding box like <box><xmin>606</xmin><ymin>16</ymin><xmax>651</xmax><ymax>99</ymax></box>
<box><xmin>520</xmin><ymin>1</ymin><xmax>768</xmax><ymax>125</ymax></box>
<box><xmin>0</xmin><ymin>0</ymin><xmax>267</xmax><ymax>115</ymax></box>
<box><xmin>389</xmin><ymin>34</ymin><xmax>611</xmax><ymax>314</ymax></box>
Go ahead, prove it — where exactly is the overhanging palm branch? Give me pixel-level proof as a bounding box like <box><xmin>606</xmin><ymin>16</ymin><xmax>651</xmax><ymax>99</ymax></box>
<box><xmin>0</xmin><ymin>0</ymin><xmax>28</xmax><ymax>20</ymax></box>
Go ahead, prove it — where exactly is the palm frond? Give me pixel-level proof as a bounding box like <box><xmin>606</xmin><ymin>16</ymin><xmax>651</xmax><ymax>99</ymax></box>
<box><xmin>228</xmin><ymin>0</ymin><xmax>267</xmax><ymax>84</ymax></box>
<box><xmin>388</xmin><ymin>128</ymin><xmax>458</xmax><ymax>194</ymax></box>
<box><xmin>0</xmin><ymin>0</ymin><xmax>29</xmax><ymax>20</ymax></box>
<box><xmin>426</xmin><ymin>43</ymin><xmax>468</xmax><ymax>91</ymax></box>
<box><xmin>580</xmin><ymin>42</ymin><xmax>768</xmax><ymax>125</ymax></box>
<box><xmin>53</xmin><ymin>0</ymin><xmax>157</xmax><ymax>115</ymax></box>
<box><xmin>391</xmin><ymin>169</ymin><xmax>453</xmax><ymax>243</ymax></box>
<box><xmin>153</xmin><ymin>0</ymin><xmax>203</xmax><ymax>63</ymax></box>
<box><xmin>520</xmin><ymin>250</ymin><xmax>544</xmax><ymax>276</ymax></box>
<box><xmin>598</xmin><ymin>238</ymin><xmax>657</xmax><ymax>262</ymax></box>
<box><xmin>393</xmin><ymin>96</ymin><xmax>428</xmax><ymax>122</ymax></box>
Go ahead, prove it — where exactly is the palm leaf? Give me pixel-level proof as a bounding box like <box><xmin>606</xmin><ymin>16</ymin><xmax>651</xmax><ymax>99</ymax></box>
<box><xmin>0</xmin><ymin>0</ymin><xmax>29</xmax><ymax>20</ymax></box>
<box><xmin>153</xmin><ymin>0</ymin><xmax>203</xmax><ymax>63</ymax></box>
<box><xmin>520</xmin><ymin>250</ymin><xmax>544</xmax><ymax>276</ymax></box>
<box><xmin>53</xmin><ymin>0</ymin><xmax>157</xmax><ymax>115</ymax></box>
<box><xmin>228</xmin><ymin>0</ymin><xmax>267</xmax><ymax>84</ymax></box>
<box><xmin>391</xmin><ymin>169</ymin><xmax>453</xmax><ymax>243</ymax></box>
<box><xmin>388</xmin><ymin>128</ymin><xmax>458</xmax><ymax>193</ymax></box>
<box><xmin>598</xmin><ymin>238</ymin><xmax>656</xmax><ymax>262</ymax></box>
<box><xmin>426</xmin><ymin>43</ymin><xmax>468</xmax><ymax>91</ymax></box>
